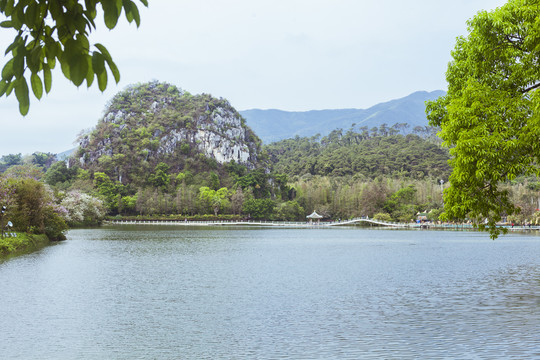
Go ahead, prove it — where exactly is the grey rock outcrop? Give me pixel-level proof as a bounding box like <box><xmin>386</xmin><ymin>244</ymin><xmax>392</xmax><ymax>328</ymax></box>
<box><xmin>76</xmin><ymin>81</ymin><xmax>260</xmax><ymax>182</ymax></box>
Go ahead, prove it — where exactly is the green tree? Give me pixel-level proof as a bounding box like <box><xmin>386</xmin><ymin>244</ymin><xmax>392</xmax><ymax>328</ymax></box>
<box><xmin>209</xmin><ymin>171</ymin><xmax>220</xmax><ymax>190</ymax></box>
<box><xmin>275</xmin><ymin>200</ymin><xmax>305</xmax><ymax>221</ymax></box>
<box><xmin>0</xmin><ymin>153</ymin><xmax>22</xmax><ymax>172</ymax></box>
<box><xmin>148</xmin><ymin>162</ymin><xmax>170</xmax><ymax>190</ymax></box>
<box><xmin>44</xmin><ymin>161</ymin><xmax>78</xmax><ymax>186</ymax></box>
<box><xmin>31</xmin><ymin>152</ymin><xmax>55</xmax><ymax>168</ymax></box>
<box><xmin>383</xmin><ymin>185</ymin><xmax>417</xmax><ymax>221</ymax></box>
<box><xmin>119</xmin><ymin>194</ymin><xmax>137</xmax><ymax>215</ymax></box>
<box><xmin>0</xmin><ymin>0</ymin><xmax>148</xmax><ymax>115</ymax></box>
<box><xmin>4</xmin><ymin>163</ymin><xmax>44</xmax><ymax>179</ymax></box>
<box><xmin>373</xmin><ymin>212</ymin><xmax>392</xmax><ymax>222</ymax></box>
<box><xmin>243</xmin><ymin>198</ymin><xmax>275</xmax><ymax>220</ymax></box>
<box><xmin>10</xmin><ymin>178</ymin><xmax>68</xmax><ymax>239</ymax></box>
<box><xmin>426</xmin><ymin>0</ymin><xmax>540</xmax><ymax>238</ymax></box>
<box><xmin>198</xmin><ymin>186</ymin><xmax>230</xmax><ymax>216</ymax></box>
<box><xmin>93</xmin><ymin>171</ymin><xmax>120</xmax><ymax>211</ymax></box>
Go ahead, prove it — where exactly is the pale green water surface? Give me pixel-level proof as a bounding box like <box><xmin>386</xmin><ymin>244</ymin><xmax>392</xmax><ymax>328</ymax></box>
<box><xmin>0</xmin><ymin>226</ymin><xmax>538</xmax><ymax>359</ymax></box>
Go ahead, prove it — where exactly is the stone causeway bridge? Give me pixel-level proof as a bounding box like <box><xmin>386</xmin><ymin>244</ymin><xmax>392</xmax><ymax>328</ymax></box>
<box><xmin>107</xmin><ymin>218</ymin><xmax>540</xmax><ymax>232</ymax></box>
<box><xmin>107</xmin><ymin>218</ymin><xmax>475</xmax><ymax>229</ymax></box>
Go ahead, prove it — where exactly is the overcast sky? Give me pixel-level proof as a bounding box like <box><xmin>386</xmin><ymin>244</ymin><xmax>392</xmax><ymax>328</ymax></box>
<box><xmin>0</xmin><ymin>0</ymin><xmax>507</xmax><ymax>156</ymax></box>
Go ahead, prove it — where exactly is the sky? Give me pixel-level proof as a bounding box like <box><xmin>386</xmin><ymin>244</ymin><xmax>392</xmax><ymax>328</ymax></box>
<box><xmin>0</xmin><ymin>0</ymin><xmax>507</xmax><ymax>156</ymax></box>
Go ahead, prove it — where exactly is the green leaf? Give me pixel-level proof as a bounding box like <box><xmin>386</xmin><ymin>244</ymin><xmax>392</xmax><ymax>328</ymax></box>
<box><xmin>94</xmin><ymin>44</ymin><xmax>120</xmax><ymax>83</ymax></box>
<box><xmin>131</xmin><ymin>1</ymin><xmax>141</xmax><ymax>27</ymax></box>
<box><xmin>69</xmin><ymin>54</ymin><xmax>89</xmax><ymax>87</ymax></box>
<box><xmin>60</xmin><ymin>56</ymin><xmax>70</xmax><ymax>79</ymax></box>
<box><xmin>25</xmin><ymin>2</ymin><xmax>37</xmax><ymax>24</ymax></box>
<box><xmin>122</xmin><ymin>0</ymin><xmax>141</xmax><ymax>26</ymax></box>
<box><xmin>45</xmin><ymin>39</ymin><xmax>58</xmax><ymax>62</ymax></box>
<box><xmin>5</xmin><ymin>81</ymin><xmax>15</xmax><ymax>96</ymax></box>
<box><xmin>106</xmin><ymin>57</ymin><xmax>120</xmax><ymax>83</ymax></box>
<box><xmin>94</xmin><ymin>43</ymin><xmax>112</xmax><ymax>61</ymax></box>
<box><xmin>43</xmin><ymin>63</ymin><xmax>52</xmax><ymax>93</ymax></box>
<box><xmin>85</xmin><ymin>55</ymin><xmax>94</xmax><ymax>87</ymax></box>
<box><xmin>11</xmin><ymin>3</ymin><xmax>24</xmax><ymax>30</ymax></box>
<box><xmin>30</xmin><ymin>72</ymin><xmax>43</xmax><ymax>99</ymax></box>
<box><xmin>102</xmin><ymin>0</ymin><xmax>120</xmax><ymax>29</ymax></box>
<box><xmin>4</xmin><ymin>0</ymin><xmax>14</xmax><ymax>16</ymax></box>
<box><xmin>96</xmin><ymin>66</ymin><xmax>107</xmax><ymax>92</ymax></box>
<box><xmin>12</xmin><ymin>53</ymin><xmax>24</xmax><ymax>77</ymax></box>
<box><xmin>75</xmin><ymin>34</ymin><xmax>90</xmax><ymax>52</ymax></box>
<box><xmin>91</xmin><ymin>51</ymin><xmax>106</xmax><ymax>74</ymax></box>
<box><xmin>4</xmin><ymin>38</ymin><xmax>20</xmax><ymax>55</ymax></box>
<box><xmin>1</xmin><ymin>58</ymin><xmax>14</xmax><ymax>79</ymax></box>
<box><xmin>27</xmin><ymin>46</ymin><xmax>42</xmax><ymax>73</ymax></box>
<box><xmin>123</xmin><ymin>0</ymin><xmax>134</xmax><ymax>22</ymax></box>
<box><xmin>0</xmin><ymin>80</ymin><xmax>7</xmax><ymax>97</ymax></box>
<box><xmin>92</xmin><ymin>51</ymin><xmax>107</xmax><ymax>90</ymax></box>
<box><xmin>15</xmin><ymin>77</ymin><xmax>29</xmax><ymax>116</ymax></box>
<box><xmin>0</xmin><ymin>20</ymin><xmax>13</xmax><ymax>28</ymax></box>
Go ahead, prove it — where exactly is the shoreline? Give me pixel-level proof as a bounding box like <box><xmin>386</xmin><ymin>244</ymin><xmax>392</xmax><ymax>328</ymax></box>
<box><xmin>0</xmin><ymin>233</ymin><xmax>51</xmax><ymax>260</ymax></box>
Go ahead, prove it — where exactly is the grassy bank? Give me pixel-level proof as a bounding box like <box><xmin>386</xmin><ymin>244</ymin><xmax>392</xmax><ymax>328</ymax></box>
<box><xmin>0</xmin><ymin>233</ymin><xmax>50</xmax><ymax>258</ymax></box>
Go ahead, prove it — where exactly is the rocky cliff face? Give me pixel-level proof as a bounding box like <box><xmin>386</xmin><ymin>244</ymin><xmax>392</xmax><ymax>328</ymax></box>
<box><xmin>76</xmin><ymin>81</ymin><xmax>261</xmax><ymax>184</ymax></box>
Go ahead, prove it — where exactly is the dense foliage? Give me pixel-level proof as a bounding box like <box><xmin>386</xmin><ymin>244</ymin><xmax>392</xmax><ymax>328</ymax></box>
<box><xmin>0</xmin><ymin>177</ymin><xmax>68</xmax><ymax>240</ymax></box>
<box><xmin>0</xmin><ymin>0</ymin><xmax>148</xmax><ymax>115</ymax></box>
<box><xmin>265</xmin><ymin>125</ymin><xmax>449</xmax><ymax>180</ymax></box>
<box><xmin>426</xmin><ymin>0</ymin><xmax>540</xmax><ymax>238</ymax></box>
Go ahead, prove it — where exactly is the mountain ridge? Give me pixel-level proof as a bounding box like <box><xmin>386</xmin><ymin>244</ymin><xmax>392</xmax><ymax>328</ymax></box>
<box><xmin>240</xmin><ymin>90</ymin><xmax>445</xmax><ymax>143</ymax></box>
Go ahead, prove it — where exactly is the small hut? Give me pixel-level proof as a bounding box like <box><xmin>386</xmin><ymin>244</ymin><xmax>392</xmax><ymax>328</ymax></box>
<box><xmin>416</xmin><ymin>211</ymin><xmax>429</xmax><ymax>223</ymax></box>
<box><xmin>307</xmin><ymin>211</ymin><xmax>323</xmax><ymax>224</ymax></box>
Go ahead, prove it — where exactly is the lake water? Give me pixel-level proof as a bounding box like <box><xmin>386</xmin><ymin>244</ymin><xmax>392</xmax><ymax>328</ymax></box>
<box><xmin>0</xmin><ymin>226</ymin><xmax>539</xmax><ymax>359</ymax></box>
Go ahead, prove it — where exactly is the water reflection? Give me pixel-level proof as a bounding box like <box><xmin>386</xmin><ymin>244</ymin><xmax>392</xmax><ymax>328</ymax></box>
<box><xmin>0</xmin><ymin>227</ymin><xmax>538</xmax><ymax>359</ymax></box>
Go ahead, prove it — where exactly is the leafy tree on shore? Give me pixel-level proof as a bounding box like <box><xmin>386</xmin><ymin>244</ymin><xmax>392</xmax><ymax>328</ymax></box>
<box><xmin>198</xmin><ymin>186</ymin><xmax>230</xmax><ymax>216</ymax></box>
<box><xmin>243</xmin><ymin>198</ymin><xmax>275</xmax><ymax>220</ymax></box>
<box><xmin>426</xmin><ymin>0</ymin><xmax>540</xmax><ymax>238</ymax></box>
<box><xmin>8</xmin><ymin>178</ymin><xmax>68</xmax><ymax>240</ymax></box>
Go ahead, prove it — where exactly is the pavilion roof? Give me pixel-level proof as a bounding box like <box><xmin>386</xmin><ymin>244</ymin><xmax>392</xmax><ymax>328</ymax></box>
<box><xmin>306</xmin><ymin>211</ymin><xmax>323</xmax><ymax>219</ymax></box>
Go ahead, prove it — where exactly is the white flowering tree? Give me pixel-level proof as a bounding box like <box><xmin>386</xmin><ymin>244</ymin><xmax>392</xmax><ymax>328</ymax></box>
<box><xmin>60</xmin><ymin>190</ymin><xmax>107</xmax><ymax>226</ymax></box>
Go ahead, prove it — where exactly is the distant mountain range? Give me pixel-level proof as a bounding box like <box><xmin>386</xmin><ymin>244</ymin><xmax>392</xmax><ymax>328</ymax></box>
<box><xmin>240</xmin><ymin>90</ymin><xmax>445</xmax><ymax>143</ymax></box>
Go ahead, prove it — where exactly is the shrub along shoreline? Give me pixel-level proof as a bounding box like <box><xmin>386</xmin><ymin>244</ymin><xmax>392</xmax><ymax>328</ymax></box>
<box><xmin>0</xmin><ymin>233</ymin><xmax>51</xmax><ymax>259</ymax></box>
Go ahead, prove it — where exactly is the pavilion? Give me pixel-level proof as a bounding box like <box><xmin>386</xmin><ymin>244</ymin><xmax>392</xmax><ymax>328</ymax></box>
<box><xmin>306</xmin><ymin>211</ymin><xmax>323</xmax><ymax>224</ymax></box>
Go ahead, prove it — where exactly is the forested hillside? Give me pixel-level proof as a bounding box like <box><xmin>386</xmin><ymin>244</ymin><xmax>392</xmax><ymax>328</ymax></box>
<box><xmin>265</xmin><ymin>125</ymin><xmax>450</xmax><ymax>180</ymax></box>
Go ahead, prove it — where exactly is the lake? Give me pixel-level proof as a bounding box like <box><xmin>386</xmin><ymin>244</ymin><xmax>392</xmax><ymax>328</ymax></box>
<box><xmin>0</xmin><ymin>226</ymin><xmax>538</xmax><ymax>359</ymax></box>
